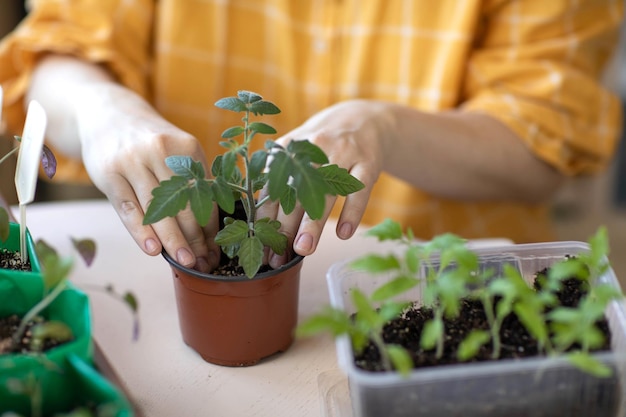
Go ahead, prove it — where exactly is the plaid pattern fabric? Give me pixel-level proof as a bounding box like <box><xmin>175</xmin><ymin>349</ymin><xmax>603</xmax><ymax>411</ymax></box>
<box><xmin>0</xmin><ymin>0</ymin><xmax>623</xmax><ymax>242</ymax></box>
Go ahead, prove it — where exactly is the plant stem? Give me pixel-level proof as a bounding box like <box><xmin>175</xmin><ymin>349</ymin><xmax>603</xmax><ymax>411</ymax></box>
<box><xmin>481</xmin><ymin>295</ymin><xmax>501</xmax><ymax>359</ymax></box>
<box><xmin>0</xmin><ymin>145</ymin><xmax>18</xmax><ymax>166</ymax></box>
<box><xmin>12</xmin><ymin>280</ymin><xmax>68</xmax><ymax>348</ymax></box>
<box><xmin>370</xmin><ymin>331</ymin><xmax>394</xmax><ymax>372</ymax></box>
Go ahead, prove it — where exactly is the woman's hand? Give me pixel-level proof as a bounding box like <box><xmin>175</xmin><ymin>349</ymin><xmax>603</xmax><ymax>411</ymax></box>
<box><xmin>27</xmin><ymin>55</ymin><xmax>220</xmax><ymax>272</ymax></box>
<box><xmin>257</xmin><ymin>100</ymin><xmax>391</xmax><ymax>268</ymax></box>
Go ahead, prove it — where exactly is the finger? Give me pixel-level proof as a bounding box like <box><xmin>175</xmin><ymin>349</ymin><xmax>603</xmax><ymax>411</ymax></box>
<box><xmin>335</xmin><ymin>162</ymin><xmax>376</xmax><ymax>240</ymax></box>
<box><xmin>291</xmin><ymin>194</ymin><xmax>337</xmax><ymax>257</ymax></box>
<box><xmin>199</xmin><ymin>205</ymin><xmax>222</xmax><ymax>272</ymax></box>
<box><xmin>269</xmin><ymin>204</ymin><xmax>305</xmax><ymax>269</ymax></box>
<box><xmin>111</xmin><ymin>181</ymin><xmax>163</xmax><ymax>257</ymax></box>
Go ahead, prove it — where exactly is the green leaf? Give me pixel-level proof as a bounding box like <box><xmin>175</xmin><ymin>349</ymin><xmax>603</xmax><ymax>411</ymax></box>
<box><xmin>237</xmin><ymin>90</ymin><xmax>263</xmax><ymax>103</ymax></box>
<box><xmin>36</xmin><ymin>240</ymin><xmax>74</xmax><ymax>291</ymax></box>
<box><xmin>221</xmin><ymin>150</ymin><xmax>238</xmax><ymax>180</ymax></box>
<box><xmin>567</xmin><ymin>351</ymin><xmax>613</xmax><ymax>377</ymax></box>
<box><xmin>371</xmin><ymin>276</ymin><xmax>419</xmax><ymax>302</ymax></box>
<box><xmin>387</xmin><ymin>345</ymin><xmax>413</xmax><ymax>377</ymax></box>
<box><xmin>279</xmin><ymin>186</ymin><xmax>297</xmax><ymax>215</ymax></box>
<box><xmin>249</xmin><ymin>122</ymin><xmax>277</xmax><ymax>135</ymax></box>
<box><xmin>143</xmin><ymin>176</ymin><xmax>191</xmax><ymax>224</ymax></box>
<box><xmin>365</xmin><ymin>218</ymin><xmax>403</xmax><ymax>241</ymax></box>
<box><xmin>248</xmin><ymin>150</ymin><xmax>268</xmax><ymax>179</ymax></box>
<box><xmin>165</xmin><ymin>156</ymin><xmax>204</xmax><ymax>179</ymax></box>
<box><xmin>351</xmin><ymin>289</ymin><xmax>380</xmax><ymax>328</ymax></box>
<box><xmin>211</xmin><ymin>177</ymin><xmax>235</xmax><ymax>214</ymax></box>
<box><xmin>295</xmin><ymin>307</ymin><xmax>352</xmax><ymax>338</ymax></box>
<box><xmin>30</xmin><ymin>321</ymin><xmax>74</xmax><ymax>352</ymax></box>
<box><xmin>0</xmin><ymin>208</ymin><xmax>9</xmax><ymax>242</ymax></box>
<box><xmin>514</xmin><ymin>302</ymin><xmax>548</xmax><ymax>344</ymax></box>
<box><xmin>255</xmin><ymin>219</ymin><xmax>288</xmax><ymax>255</ymax></box>
<box><xmin>238</xmin><ymin>236</ymin><xmax>264</xmax><ymax>278</ymax></box>
<box><xmin>267</xmin><ymin>151</ymin><xmax>292</xmax><ymax>200</ymax></box>
<box><xmin>293</xmin><ymin>165</ymin><xmax>329</xmax><ymax>219</ymax></box>
<box><xmin>248</xmin><ymin>100</ymin><xmax>281</xmax><ymax>115</ymax></box>
<box><xmin>123</xmin><ymin>291</ymin><xmax>139</xmax><ymax>313</ymax></box>
<box><xmin>318</xmin><ymin>164</ymin><xmax>365</xmax><ymax>196</ymax></box>
<box><xmin>457</xmin><ymin>330</ymin><xmax>490</xmax><ymax>361</ymax></box>
<box><xmin>221</xmin><ymin>126</ymin><xmax>245</xmax><ymax>138</ymax></box>
<box><xmin>287</xmin><ymin>140</ymin><xmax>329</xmax><ymax>165</ymax></box>
<box><xmin>351</xmin><ymin>254</ymin><xmax>401</xmax><ymax>273</ymax></box>
<box><xmin>420</xmin><ymin>318</ymin><xmax>443</xmax><ymax>351</ymax></box>
<box><xmin>215</xmin><ymin>97</ymin><xmax>247</xmax><ymax>112</ymax></box>
<box><xmin>70</xmin><ymin>237</ymin><xmax>96</xmax><ymax>267</ymax></box>
<box><xmin>189</xmin><ymin>180</ymin><xmax>214</xmax><ymax>226</ymax></box>
<box><xmin>215</xmin><ymin>220</ymin><xmax>249</xmax><ymax>247</ymax></box>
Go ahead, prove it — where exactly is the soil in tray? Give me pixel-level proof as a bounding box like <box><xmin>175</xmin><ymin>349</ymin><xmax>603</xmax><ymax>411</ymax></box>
<box><xmin>354</xmin><ymin>276</ymin><xmax>612</xmax><ymax>372</ymax></box>
<box><xmin>0</xmin><ymin>248</ymin><xmax>31</xmax><ymax>271</ymax></box>
<box><xmin>0</xmin><ymin>314</ymin><xmax>69</xmax><ymax>355</ymax></box>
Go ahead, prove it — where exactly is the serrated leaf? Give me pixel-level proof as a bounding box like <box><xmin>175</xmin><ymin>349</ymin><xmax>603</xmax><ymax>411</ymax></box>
<box><xmin>287</xmin><ymin>139</ymin><xmax>328</xmax><ymax>164</ymax></box>
<box><xmin>238</xmin><ymin>236</ymin><xmax>264</xmax><ymax>278</ymax></box>
<box><xmin>254</xmin><ymin>219</ymin><xmax>287</xmax><ymax>255</ymax></box>
<box><xmin>70</xmin><ymin>237</ymin><xmax>96</xmax><ymax>267</ymax></box>
<box><xmin>189</xmin><ymin>180</ymin><xmax>214</xmax><ymax>226</ymax></box>
<box><xmin>249</xmin><ymin>122</ymin><xmax>277</xmax><ymax>135</ymax></box>
<box><xmin>267</xmin><ymin>151</ymin><xmax>292</xmax><ymax>200</ymax></box>
<box><xmin>221</xmin><ymin>150</ymin><xmax>238</xmax><ymax>180</ymax></box>
<box><xmin>221</xmin><ymin>126</ymin><xmax>245</xmax><ymax>138</ymax></box>
<box><xmin>248</xmin><ymin>100</ymin><xmax>281</xmax><ymax>115</ymax></box>
<box><xmin>318</xmin><ymin>164</ymin><xmax>365</xmax><ymax>196</ymax></box>
<box><xmin>248</xmin><ymin>150</ymin><xmax>268</xmax><ymax>179</ymax></box>
<box><xmin>279</xmin><ymin>186</ymin><xmax>297</xmax><ymax>215</ymax></box>
<box><xmin>214</xmin><ymin>220</ymin><xmax>248</xmax><ymax>247</ymax></box>
<box><xmin>237</xmin><ymin>90</ymin><xmax>263</xmax><ymax>103</ymax></box>
<box><xmin>143</xmin><ymin>176</ymin><xmax>191</xmax><ymax>224</ymax></box>
<box><xmin>215</xmin><ymin>97</ymin><xmax>247</xmax><ymax>112</ymax></box>
<box><xmin>292</xmin><ymin>164</ymin><xmax>329</xmax><ymax>219</ymax></box>
<box><xmin>211</xmin><ymin>177</ymin><xmax>235</xmax><ymax>214</ymax></box>
<box><xmin>165</xmin><ymin>156</ymin><xmax>204</xmax><ymax>179</ymax></box>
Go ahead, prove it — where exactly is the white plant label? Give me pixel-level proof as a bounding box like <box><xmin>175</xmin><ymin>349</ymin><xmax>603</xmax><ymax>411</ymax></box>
<box><xmin>15</xmin><ymin>100</ymin><xmax>47</xmax><ymax>263</ymax></box>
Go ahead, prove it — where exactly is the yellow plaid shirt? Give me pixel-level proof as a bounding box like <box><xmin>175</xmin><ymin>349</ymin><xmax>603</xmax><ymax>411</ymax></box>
<box><xmin>0</xmin><ymin>0</ymin><xmax>623</xmax><ymax>242</ymax></box>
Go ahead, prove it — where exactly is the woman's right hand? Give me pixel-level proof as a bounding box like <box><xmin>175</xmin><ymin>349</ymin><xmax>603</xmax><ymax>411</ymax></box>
<box><xmin>27</xmin><ymin>55</ymin><xmax>220</xmax><ymax>272</ymax></box>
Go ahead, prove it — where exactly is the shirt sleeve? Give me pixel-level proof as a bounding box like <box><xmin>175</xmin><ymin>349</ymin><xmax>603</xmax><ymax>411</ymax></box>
<box><xmin>0</xmin><ymin>0</ymin><xmax>154</xmax><ymax>140</ymax></box>
<box><xmin>462</xmin><ymin>0</ymin><xmax>624</xmax><ymax>176</ymax></box>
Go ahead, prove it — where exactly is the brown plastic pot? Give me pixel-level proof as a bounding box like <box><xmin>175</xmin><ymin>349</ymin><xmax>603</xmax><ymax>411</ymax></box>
<box><xmin>163</xmin><ymin>251</ymin><xmax>304</xmax><ymax>367</ymax></box>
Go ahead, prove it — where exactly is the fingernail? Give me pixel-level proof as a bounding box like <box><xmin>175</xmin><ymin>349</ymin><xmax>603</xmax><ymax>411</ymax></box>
<box><xmin>270</xmin><ymin>253</ymin><xmax>285</xmax><ymax>268</ymax></box>
<box><xmin>176</xmin><ymin>248</ymin><xmax>194</xmax><ymax>266</ymax></box>
<box><xmin>195</xmin><ymin>257</ymin><xmax>210</xmax><ymax>273</ymax></box>
<box><xmin>145</xmin><ymin>238</ymin><xmax>159</xmax><ymax>254</ymax></box>
<box><xmin>339</xmin><ymin>223</ymin><xmax>353</xmax><ymax>239</ymax></box>
<box><xmin>295</xmin><ymin>233</ymin><xmax>313</xmax><ymax>253</ymax></box>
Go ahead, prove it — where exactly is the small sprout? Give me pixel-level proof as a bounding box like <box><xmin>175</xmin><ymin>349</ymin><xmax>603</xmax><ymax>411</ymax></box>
<box><xmin>299</xmin><ymin>218</ymin><xmax>623</xmax><ymax>378</ymax></box>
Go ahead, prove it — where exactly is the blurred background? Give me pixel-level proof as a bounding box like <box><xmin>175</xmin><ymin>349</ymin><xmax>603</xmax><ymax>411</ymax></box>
<box><xmin>1</xmin><ymin>1</ymin><xmax>626</xmax><ymax>287</ymax></box>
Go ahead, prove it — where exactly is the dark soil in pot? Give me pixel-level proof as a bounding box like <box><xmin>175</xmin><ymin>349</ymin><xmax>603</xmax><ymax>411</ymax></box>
<box><xmin>0</xmin><ymin>314</ymin><xmax>68</xmax><ymax>354</ymax></box>
<box><xmin>0</xmin><ymin>248</ymin><xmax>31</xmax><ymax>271</ymax></box>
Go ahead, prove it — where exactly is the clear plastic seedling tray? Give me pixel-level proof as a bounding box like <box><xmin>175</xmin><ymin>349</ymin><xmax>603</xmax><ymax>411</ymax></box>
<box><xmin>326</xmin><ymin>241</ymin><xmax>626</xmax><ymax>417</ymax></box>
